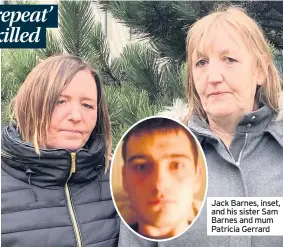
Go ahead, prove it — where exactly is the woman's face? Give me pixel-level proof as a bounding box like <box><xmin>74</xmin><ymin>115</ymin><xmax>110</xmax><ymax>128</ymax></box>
<box><xmin>45</xmin><ymin>70</ymin><xmax>98</xmax><ymax>150</ymax></box>
<box><xmin>191</xmin><ymin>26</ymin><xmax>263</xmax><ymax>119</ymax></box>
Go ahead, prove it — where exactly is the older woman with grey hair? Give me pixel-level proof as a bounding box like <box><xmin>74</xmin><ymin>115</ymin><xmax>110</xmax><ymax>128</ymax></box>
<box><xmin>118</xmin><ymin>6</ymin><xmax>283</xmax><ymax>247</ymax></box>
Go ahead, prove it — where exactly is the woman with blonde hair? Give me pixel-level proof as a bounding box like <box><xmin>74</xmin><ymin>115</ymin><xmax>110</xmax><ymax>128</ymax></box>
<box><xmin>2</xmin><ymin>55</ymin><xmax>119</xmax><ymax>247</ymax></box>
<box><xmin>118</xmin><ymin>5</ymin><xmax>283</xmax><ymax>247</ymax></box>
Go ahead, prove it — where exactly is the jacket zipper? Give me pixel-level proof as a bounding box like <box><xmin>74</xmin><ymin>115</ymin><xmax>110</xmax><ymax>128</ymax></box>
<box><xmin>65</xmin><ymin>152</ymin><xmax>82</xmax><ymax>247</ymax></box>
<box><xmin>3</xmin><ymin>150</ymin><xmax>83</xmax><ymax>245</ymax></box>
<box><xmin>236</xmin><ymin>133</ymin><xmax>248</xmax><ymax>166</ymax></box>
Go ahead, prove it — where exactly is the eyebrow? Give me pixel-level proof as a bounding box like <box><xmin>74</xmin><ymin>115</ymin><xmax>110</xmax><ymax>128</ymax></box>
<box><xmin>162</xmin><ymin>153</ymin><xmax>193</xmax><ymax>160</ymax></box>
<box><xmin>60</xmin><ymin>94</ymin><xmax>96</xmax><ymax>102</ymax></box>
<box><xmin>127</xmin><ymin>153</ymin><xmax>193</xmax><ymax>164</ymax></box>
<box><xmin>195</xmin><ymin>48</ymin><xmax>237</xmax><ymax>59</ymax></box>
<box><xmin>194</xmin><ymin>50</ymin><xmax>205</xmax><ymax>60</ymax></box>
<box><xmin>127</xmin><ymin>155</ymin><xmax>149</xmax><ymax>164</ymax></box>
<box><xmin>219</xmin><ymin>49</ymin><xmax>237</xmax><ymax>56</ymax></box>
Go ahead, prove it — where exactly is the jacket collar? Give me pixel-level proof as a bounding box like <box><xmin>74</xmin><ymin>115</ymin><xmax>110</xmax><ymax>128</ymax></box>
<box><xmin>265</xmin><ymin>118</ymin><xmax>283</xmax><ymax>148</ymax></box>
<box><xmin>189</xmin><ymin>105</ymin><xmax>283</xmax><ymax>150</ymax></box>
<box><xmin>189</xmin><ymin>105</ymin><xmax>274</xmax><ymax>137</ymax></box>
<box><xmin>1</xmin><ymin>123</ymin><xmax>105</xmax><ymax>187</ymax></box>
<box><xmin>158</xmin><ymin>98</ymin><xmax>283</xmax><ymax>147</ymax></box>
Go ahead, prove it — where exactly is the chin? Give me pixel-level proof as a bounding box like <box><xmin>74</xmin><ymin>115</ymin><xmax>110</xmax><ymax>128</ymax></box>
<box><xmin>64</xmin><ymin>146</ymin><xmax>82</xmax><ymax>151</ymax></box>
<box><xmin>205</xmin><ymin>104</ymin><xmax>235</xmax><ymax>117</ymax></box>
<box><xmin>53</xmin><ymin>141</ymin><xmax>84</xmax><ymax>151</ymax></box>
<box><xmin>150</xmin><ymin>216</ymin><xmax>178</xmax><ymax>228</ymax></box>
<box><xmin>65</xmin><ymin>144</ymin><xmax>84</xmax><ymax>151</ymax></box>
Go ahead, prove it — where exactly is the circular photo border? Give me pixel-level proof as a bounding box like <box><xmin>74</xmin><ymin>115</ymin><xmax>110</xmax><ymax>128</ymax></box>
<box><xmin>110</xmin><ymin>116</ymin><xmax>208</xmax><ymax>242</ymax></box>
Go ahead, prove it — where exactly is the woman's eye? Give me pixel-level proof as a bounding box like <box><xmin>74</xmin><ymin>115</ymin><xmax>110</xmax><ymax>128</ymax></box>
<box><xmin>82</xmin><ymin>103</ymin><xmax>94</xmax><ymax>109</ymax></box>
<box><xmin>56</xmin><ymin>99</ymin><xmax>66</xmax><ymax>105</ymax></box>
<box><xmin>196</xmin><ymin>59</ymin><xmax>207</xmax><ymax>67</ymax></box>
<box><xmin>225</xmin><ymin>57</ymin><xmax>237</xmax><ymax>63</ymax></box>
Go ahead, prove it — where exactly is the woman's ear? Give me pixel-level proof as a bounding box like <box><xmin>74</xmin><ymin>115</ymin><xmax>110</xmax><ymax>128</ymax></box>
<box><xmin>255</xmin><ymin>69</ymin><xmax>264</xmax><ymax>86</ymax></box>
<box><xmin>254</xmin><ymin>56</ymin><xmax>267</xmax><ymax>86</ymax></box>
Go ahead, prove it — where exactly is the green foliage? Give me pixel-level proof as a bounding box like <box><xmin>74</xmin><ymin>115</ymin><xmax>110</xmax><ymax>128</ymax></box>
<box><xmin>3</xmin><ymin>1</ymin><xmax>282</xmax><ymax>153</ymax></box>
<box><xmin>269</xmin><ymin>44</ymin><xmax>283</xmax><ymax>85</ymax></box>
<box><xmin>275</xmin><ymin>53</ymin><xmax>283</xmax><ymax>87</ymax></box>
<box><xmin>87</xmin><ymin>22</ymin><xmax>110</xmax><ymax>70</ymax></box>
<box><xmin>1</xmin><ymin>100</ymin><xmax>11</xmax><ymax>125</ymax></box>
<box><xmin>36</xmin><ymin>31</ymin><xmax>63</xmax><ymax>59</ymax></box>
<box><xmin>87</xmin><ymin>22</ymin><xmax>119</xmax><ymax>84</ymax></box>
<box><xmin>59</xmin><ymin>1</ymin><xmax>94</xmax><ymax>59</ymax></box>
<box><xmin>3</xmin><ymin>0</ymin><xmax>38</xmax><ymax>4</ymax></box>
<box><xmin>1</xmin><ymin>1</ymin><xmax>125</xmax><ymax>151</ymax></box>
<box><xmin>113</xmin><ymin>43</ymin><xmax>186</xmax><ymax>105</ymax></box>
<box><xmin>100</xmin><ymin>1</ymin><xmax>192</xmax><ymax>63</ymax></box>
<box><xmin>118</xmin><ymin>43</ymin><xmax>163</xmax><ymax>103</ymax></box>
<box><xmin>103</xmin><ymin>84</ymin><xmax>123</xmax><ymax>130</ymax></box>
<box><xmin>100</xmin><ymin>1</ymin><xmax>283</xmax><ymax>63</ymax></box>
<box><xmin>103</xmin><ymin>83</ymin><xmax>164</xmax><ymax>149</ymax></box>
<box><xmin>1</xmin><ymin>49</ymin><xmax>38</xmax><ymax>102</ymax></box>
<box><xmin>2</xmin><ymin>49</ymin><xmax>38</xmax><ymax>87</ymax></box>
<box><xmin>1</xmin><ymin>49</ymin><xmax>38</xmax><ymax>123</ymax></box>
<box><xmin>161</xmin><ymin>61</ymin><xmax>187</xmax><ymax>102</ymax></box>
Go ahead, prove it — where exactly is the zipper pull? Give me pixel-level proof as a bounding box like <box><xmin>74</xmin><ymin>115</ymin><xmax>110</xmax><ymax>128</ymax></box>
<box><xmin>70</xmin><ymin>152</ymin><xmax>76</xmax><ymax>174</ymax></box>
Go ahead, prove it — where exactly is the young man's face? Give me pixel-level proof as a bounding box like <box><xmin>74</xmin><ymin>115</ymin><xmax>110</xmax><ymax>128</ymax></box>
<box><xmin>123</xmin><ymin>129</ymin><xmax>201</xmax><ymax>233</ymax></box>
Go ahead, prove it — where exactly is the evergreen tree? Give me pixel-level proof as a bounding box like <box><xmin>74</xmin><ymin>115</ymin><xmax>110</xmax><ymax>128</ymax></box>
<box><xmin>99</xmin><ymin>1</ymin><xmax>283</xmax><ymax>64</ymax></box>
<box><xmin>2</xmin><ymin>1</ymin><xmax>283</xmax><ymax>149</ymax></box>
<box><xmin>1</xmin><ymin>0</ymin><xmax>175</xmax><ymax>149</ymax></box>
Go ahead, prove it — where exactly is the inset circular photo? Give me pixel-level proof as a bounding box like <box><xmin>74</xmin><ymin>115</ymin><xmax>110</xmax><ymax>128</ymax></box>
<box><xmin>110</xmin><ymin>116</ymin><xmax>207</xmax><ymax>241</ymax></box>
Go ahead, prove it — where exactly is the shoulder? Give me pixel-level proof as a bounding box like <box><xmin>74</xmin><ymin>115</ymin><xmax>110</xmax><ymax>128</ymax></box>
<box><xmin>1</xmin><ymin>167</ymin><xmax>28</xmax><ymax>193</ymax></box>
<box><xmin>266</xmin><ymin>119</ymin><xmax>283</xmax><ymax>148</ymax></box>
<box><xmin>1</xmin><ymin>167</ymin><xmax>31</xmax><ymax>215</ymax></box>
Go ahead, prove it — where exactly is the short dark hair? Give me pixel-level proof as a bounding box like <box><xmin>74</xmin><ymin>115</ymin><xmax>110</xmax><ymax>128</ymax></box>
<box><xmin>122</xmin><ymin>117</ymin><xmax>199</xmax><ymax>165</ymax></box>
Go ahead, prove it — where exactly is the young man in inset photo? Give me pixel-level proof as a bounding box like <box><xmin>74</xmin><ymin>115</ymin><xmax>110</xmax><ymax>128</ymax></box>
<box><xmin>121</xmin><ymin>117</ymin><xmax>204</xmax><ymax>240</ymax></box>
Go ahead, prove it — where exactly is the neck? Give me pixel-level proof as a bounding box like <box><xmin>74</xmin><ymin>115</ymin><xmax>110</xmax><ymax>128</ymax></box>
<box><xmin>208</xmin><ymin>119</ymin><xmax>235</xmax><ymax>148</ymax></box>
<box><xmin>207</xmin><ymin>102</ymin><xmax>259</xmax><ymax>148</ymax></box>
<box><xmin>208</xmin><ymin>112</ymin><xmax>245</xmax><ymax>148</ymax></box>
<box><xmin>138</xmin><ymin>221</ymin><xmax>188</xmax><ymax>239</ymax></box>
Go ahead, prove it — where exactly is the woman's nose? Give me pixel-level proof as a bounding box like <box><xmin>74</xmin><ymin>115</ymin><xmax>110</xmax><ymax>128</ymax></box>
<box><xmin>68</xmin><ymin>103</ymin><xmax>82</xmax><ymax>122</ymax></box>
<box><xmin>206</xmin><ymin>62</ymin><xmax>224</xmax><ymax>84</ymax></box>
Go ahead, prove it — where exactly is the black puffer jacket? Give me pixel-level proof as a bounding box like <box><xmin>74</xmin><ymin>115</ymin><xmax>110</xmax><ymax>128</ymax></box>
<box><xmin>1</xmin><ymin>124</ymin><xmax>120</xmax><ymax>247</ymax></box>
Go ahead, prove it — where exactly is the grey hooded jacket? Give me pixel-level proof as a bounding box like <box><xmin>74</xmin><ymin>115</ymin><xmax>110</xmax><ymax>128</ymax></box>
<box><xmin>118</xmin><ymin>105</ymin><xmax>283</xmax><ymax>247</ymax></box>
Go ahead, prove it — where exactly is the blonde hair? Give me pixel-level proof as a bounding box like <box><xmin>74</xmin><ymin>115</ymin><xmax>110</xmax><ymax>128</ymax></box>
<box><xmin>11</xmin><ymin>55</ymin><xmax>112</xmax><ymax>169</ymax></box>
<box><xmin>186</xmin><ymin>5</ymin><xmax>282</xmax><ymax>121</ymax></box>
